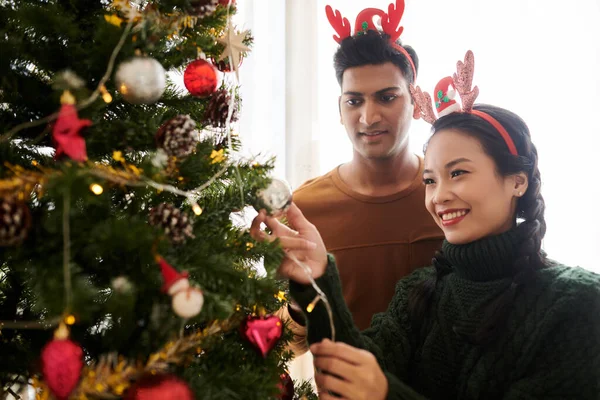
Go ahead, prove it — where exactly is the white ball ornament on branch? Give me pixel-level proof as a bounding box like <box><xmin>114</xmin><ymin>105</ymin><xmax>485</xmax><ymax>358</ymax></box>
<box><xmin>256</xmin><ymin>178</ymin><xmax>293</xmax><ymax>217</ymax></box>
<box><xmin>115</xmin><ymin>55</ymin><xmax>166</xmax><ymax>104</ymax></box>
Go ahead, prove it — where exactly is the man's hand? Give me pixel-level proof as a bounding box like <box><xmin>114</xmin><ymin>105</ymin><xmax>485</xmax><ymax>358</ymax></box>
<box><xmin>311</xmin><ymin>339</ymin><xmax>388</xmax><ymax>400</ymax></box>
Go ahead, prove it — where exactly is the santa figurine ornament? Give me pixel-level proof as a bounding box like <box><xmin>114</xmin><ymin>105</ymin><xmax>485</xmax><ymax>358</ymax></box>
<box><xmin>433</xmin><ymin>76</ymin><xmax>461</xmax><ymax>117</ymax></box>
<box><xmin>157</xmin><ymin>257</ymin><xmax>204</xmax><ymax>319</ymax></box>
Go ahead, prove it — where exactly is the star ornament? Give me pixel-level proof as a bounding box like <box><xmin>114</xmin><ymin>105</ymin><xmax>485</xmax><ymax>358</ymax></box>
<box><xmin>217</xmin><ymin>22</ymin><xmax>250</xmax><ymax>78</ymax></box>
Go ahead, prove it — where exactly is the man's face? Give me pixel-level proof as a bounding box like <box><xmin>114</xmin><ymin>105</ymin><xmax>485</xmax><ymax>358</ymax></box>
<box><xmin>339</xmin><ymin>62</ymin><xmax>415</xmax><ymax>161</ymax></box>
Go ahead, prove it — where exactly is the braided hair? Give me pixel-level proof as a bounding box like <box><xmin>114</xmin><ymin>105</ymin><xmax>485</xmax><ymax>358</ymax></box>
<box><xmin>408</xmin><ymin>104</ymin><xmax>547</xmax><ymax>344</ymax></box>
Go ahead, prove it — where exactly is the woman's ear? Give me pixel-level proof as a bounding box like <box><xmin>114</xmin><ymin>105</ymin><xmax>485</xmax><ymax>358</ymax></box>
<box><xmin>513</xmin><ymin>172</ymin><xmax>529</xmax><ymax>197</ymax></box>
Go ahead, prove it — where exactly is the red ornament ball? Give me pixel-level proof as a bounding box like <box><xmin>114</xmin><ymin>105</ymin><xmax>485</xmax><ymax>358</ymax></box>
<box><xmin>277</xmin><ymin>371</ymin><xmax>295</xmax><ymax>400</ymax></box>
<box><xmin>125</xmin><ymin>374</ymin><xmax>194</xmax><ymax>400</ymax></box>
<box><xmin>183</xmin><ymin>59</ymin><xmax>218</xmax><ymax>97</ymax></box>
<box><xmin>41</xmin><ymin>338</ymin><xmax>83</xmax><ymax>400</ymax></box>
<box><xmin>218</xmin><ymin>0</ymin><xmax>236</xmax><ymax>5</ymax></box>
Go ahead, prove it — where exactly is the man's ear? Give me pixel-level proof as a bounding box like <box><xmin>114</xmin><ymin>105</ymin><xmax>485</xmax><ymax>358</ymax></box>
<box><xmin>412</xmin><ymin>103</ymin><xmax>420</xmax><ymax>119</ymax></box>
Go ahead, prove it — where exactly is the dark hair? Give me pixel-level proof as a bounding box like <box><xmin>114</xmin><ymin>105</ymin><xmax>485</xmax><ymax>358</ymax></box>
<box><xmin>409</xmin><ymin>104</ymin><xmax>547</xmax><ymax>344</ymax></box>
<box><xmin>333</xmin><ymin>30</ymin><xmax>419</xmax><ymax>86</ymax></box>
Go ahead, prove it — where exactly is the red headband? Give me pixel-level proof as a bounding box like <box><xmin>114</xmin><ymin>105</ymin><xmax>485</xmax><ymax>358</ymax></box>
<box><xmin>325</xmin><ymin>0</ymin><xmax>417</xmax><ymax>81</ymax></box>
<box><xmin>409</xmin><ymin>50</ymin><xmax>518</xmax><ymax>156</ymax></box>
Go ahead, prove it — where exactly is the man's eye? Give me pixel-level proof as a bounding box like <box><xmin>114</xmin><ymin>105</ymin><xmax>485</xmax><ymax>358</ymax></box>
<box><xmin>346</xmin><ymin>99</ymin><xmax>362</xmax><ymax>106</ymax></box>
<box><xmin>380</xmin><ymin>95</ymin><xmax>397</xmax><ymax>102</ymax></box>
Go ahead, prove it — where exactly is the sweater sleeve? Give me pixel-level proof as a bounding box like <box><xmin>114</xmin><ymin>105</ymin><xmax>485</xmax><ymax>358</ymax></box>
<box><xmin>290</xmin><ymin>254</ymin><xmax>435</xmax><ymax>393</ymax></box>
<box><xmin>502</xmin><ymin>271</ymin><xmax>600</xmax><ymax>400</ymax></box>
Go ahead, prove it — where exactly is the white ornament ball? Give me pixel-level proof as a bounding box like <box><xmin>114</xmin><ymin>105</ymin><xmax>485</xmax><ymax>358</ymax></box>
<box><xmin>115</xmin><ymin>56</ymin><xmax>166</xmax><ymax>104</ymax></box>
<box><xmin>172</xmin><ymin>287</ymin><xmax>204</xmax><ymax>318</ymax></box>
<box><xmin>257</xmin><ymin>178</ymin><xmax>293</xmax><ymax>217</ymax></box>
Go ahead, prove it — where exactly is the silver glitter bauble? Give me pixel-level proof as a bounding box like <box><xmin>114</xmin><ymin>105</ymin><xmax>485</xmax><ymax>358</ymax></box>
<box><xmin>115</xmin><ymin>56</ymin><xmax>166</xmax><ymax>104</ymax></box>
<box><xmin>257</xmin><ymin>178</ymin><xmax>293</xmax><ymax>217</ymax></box>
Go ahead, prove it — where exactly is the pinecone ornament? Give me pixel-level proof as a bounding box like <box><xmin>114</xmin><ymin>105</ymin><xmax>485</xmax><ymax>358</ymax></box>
<box><xmin>204</xmin><ymin>89</ymin><xmax>238</xmax><ymax>128</ymax></box>
<box><xmin>188</xmin><ymin>0</ymin><xmax>219</xmax><ymax>18</ymax></box>
<box><xmin>155</xmin><ymin>115</ymin><xmax>199</xmax><ymax>159</ymax></box>
<box><xmin>149</xmin><ymin>203</ymin><xmax>195</xmax><ymax>244</ymax></box>
<box><xmin>0</xmin><ymin>196</ymin><xmax>31</xmax><ymax>246</ymax></box>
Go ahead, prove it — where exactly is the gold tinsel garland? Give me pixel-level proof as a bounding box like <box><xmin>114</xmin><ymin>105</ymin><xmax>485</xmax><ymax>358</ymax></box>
<box><xmin>31</xmin><ymin>318</ymin><xmax>238</xmax><ymax>399</ymax></box>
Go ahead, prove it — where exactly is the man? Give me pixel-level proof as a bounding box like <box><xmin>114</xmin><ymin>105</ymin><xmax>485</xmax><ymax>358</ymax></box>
<box><xmin>278</xmin><ymin>3</ymin><xmax>443</xmax><ymax>353</ymax></box>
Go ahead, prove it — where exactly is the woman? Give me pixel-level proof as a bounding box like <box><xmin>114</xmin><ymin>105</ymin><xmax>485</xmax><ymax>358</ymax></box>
<box><xmin>250</xmin><ymin>53</ymin><xmax>600</xmax><ymax>399</ymax></box>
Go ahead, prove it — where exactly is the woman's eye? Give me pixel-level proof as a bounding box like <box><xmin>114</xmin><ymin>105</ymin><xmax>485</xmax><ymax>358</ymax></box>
<box><xmin>451</xmin><ymin>170</ymin><xmax>468</xmax><ymax>178</ymax></box>
<box><xmin>423</xmin><ymin>178</ymin><xmax>435</xmax><ymax>185</ymax></box>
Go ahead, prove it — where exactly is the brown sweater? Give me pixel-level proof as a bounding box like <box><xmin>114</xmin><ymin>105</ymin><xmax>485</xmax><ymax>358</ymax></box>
<box><xmin>293</xmin><ymin>157</ymin><xmax>443</xmax><ymax>330</ymax></box>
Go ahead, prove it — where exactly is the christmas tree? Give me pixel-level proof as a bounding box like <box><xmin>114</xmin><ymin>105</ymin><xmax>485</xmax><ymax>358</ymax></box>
<box><xmin>0</xmin><ymin>1</ymin><xmax>314</xmax><ymax>399</ymax></box>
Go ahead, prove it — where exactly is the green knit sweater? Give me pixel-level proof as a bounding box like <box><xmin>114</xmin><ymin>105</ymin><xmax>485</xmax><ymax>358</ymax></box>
<box><xmin>290</xmin><ymin>229</ymin><xmax>600</xmax><ymax>399</ymax></box>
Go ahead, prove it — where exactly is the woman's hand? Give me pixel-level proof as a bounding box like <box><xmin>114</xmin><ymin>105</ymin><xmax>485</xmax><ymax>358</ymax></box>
<box><xmin>249</xmin><ymin>203</ymin><xmax>328</xmax><ymax>284</ymax></box>
<box><xmin>311</xmin><ymin>339</ymin><xmax>388</xmax><ymax>400</ymax></box>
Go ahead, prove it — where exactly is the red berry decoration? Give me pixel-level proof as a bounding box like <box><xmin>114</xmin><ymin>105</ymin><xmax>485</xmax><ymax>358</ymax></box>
<box><xmin>183</xmin><ymin>59</ymin><xmax>218</xmax><ymax>97</ymax></box>
<box><xmin>240</xmin><ymin>315</ymin><xmax>283</xmax><ymax>358</ymax></box>
<box><xmin>125</xmin><ymin>374</ymin><xmax>194</xmax><ymax>400</ymax></box>
<box><xmin>41</xmin><ymin>324</ymin><xmax>83</xmax><ymax>400</ymax></box>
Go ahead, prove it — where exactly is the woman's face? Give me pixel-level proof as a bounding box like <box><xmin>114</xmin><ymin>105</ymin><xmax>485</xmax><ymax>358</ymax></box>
<box><xmin>423</xmin><ymin>129</ymin><xmax>527</xmax><ymax>244</ymax></box>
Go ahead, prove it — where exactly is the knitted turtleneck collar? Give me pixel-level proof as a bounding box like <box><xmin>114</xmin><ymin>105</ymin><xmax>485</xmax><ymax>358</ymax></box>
<box><xmin>442</xmin><ymin>228</ymin><xmax>522</xmax><ymax>282</ymax></box>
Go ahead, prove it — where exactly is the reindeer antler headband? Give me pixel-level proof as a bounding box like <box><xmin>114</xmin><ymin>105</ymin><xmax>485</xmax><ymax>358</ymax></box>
<box><xmin>410</xmin><ymin>50</ymin><xmax>518</xmax><ymax>156</ymax></box>
<box><xmin>325</xmin><ymin>0</ymin><xmax>417</xmax><ymax>81</ymax></box>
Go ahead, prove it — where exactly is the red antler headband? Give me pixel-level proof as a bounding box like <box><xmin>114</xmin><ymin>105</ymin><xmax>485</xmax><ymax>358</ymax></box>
<box><xmin>325</xmin><ymin>0</ymin><xmax>417</xmax><ymax>81</ymax></box>
<box><xmin>409</xmin><ymin>50</ymin><xmax>518</xmax><ymax>156</ymax></box>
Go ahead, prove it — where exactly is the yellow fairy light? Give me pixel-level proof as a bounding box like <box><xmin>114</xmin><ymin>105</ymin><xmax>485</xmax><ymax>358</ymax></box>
<box><xmin>246</xmin><ymin>242</ymin><xmax>254</xmax><ymax>250</ymax></box>
<box><xmin>65</xmin><ymin>314</ymin><xmax>76</xmax><ymax>325</ymax></box>
<box><xmin>192</xmin><ymin>203</ymin><xmax>203</xmax><ymax>216</ymax></box>
<box><xmin>177</xmin><ymin>176</ymin><xmax>184</xmax><ymax>181</ymax></box>
<box><xmin>119</xmin><ymin>83</ymin><xmax>128</xmax><ymax>95</ymax></box>
<box><xmin>100</xmin><ymin>85</ymin><xmax>112</xmax><ymax>103</ymax></box>
<box><xmin>90</xmin><ymin>183</ymin><xmax>104</xmax><ymax>195</ymax></box>
<box><xmin>31</xmin><ymin>160</ymin><xmax>38</xmax><ymax>166</ymax></box>
<box><xmin>306</xmin><ymin>295</ymin><xmax>321</xmax><ymax>313</ymax></box>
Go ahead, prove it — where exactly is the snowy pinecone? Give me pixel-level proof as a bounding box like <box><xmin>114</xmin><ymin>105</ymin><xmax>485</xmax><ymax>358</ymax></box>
<box><xmin>148</xmin><ymin>202</ymin><xmax>195</xmax><ymax>244</ymax></box>
<box><xmin>204</xmin><ymin>89</ymin><xmax>239</xmax><ymax>128</ymax></box>
<box><xmin>188</xmin><ymin>0</ymin><xmax>219</xmax><ymax>18</ymax></box>
<box><xmin>155</xmin><ymin>115</ymin><xmax>199</xmax><ymax>159</ymax></box>
<box><xmin>0</xmin><ymin>196</ymin><xmax>31</xmax><ymax>246</ymax></box>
